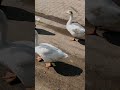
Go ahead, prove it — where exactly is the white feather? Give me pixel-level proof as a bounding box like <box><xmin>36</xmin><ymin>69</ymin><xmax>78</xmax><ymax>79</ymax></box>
<box><xmin>35</xmin><ymin>30</ymin><xmax>68</xmax><ymax>62</ymax></box>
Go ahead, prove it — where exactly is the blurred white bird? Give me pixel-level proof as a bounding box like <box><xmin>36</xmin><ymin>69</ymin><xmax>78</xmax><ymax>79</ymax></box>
<box><xmin>0</xmin><ymin>10</ymin><xmax>34</xmax><ymax>87</ymax></box>
<box><xmin>86</xmin><ymin>0</ymin><xmax>120</xmax><ymax>34</ymax></box>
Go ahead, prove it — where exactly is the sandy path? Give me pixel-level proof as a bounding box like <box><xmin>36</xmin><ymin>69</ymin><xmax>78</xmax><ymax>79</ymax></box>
<box><xmin>35</xmin><ymin>22</ymin><xmax>85</xmax><ymax>90</ymax></box>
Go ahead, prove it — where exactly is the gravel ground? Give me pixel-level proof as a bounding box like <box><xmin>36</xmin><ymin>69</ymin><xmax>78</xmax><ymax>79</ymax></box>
<box><xmin>35</xmin><ymin>0</ymin><xmax>85</xmax><ymax>90</ymax></box>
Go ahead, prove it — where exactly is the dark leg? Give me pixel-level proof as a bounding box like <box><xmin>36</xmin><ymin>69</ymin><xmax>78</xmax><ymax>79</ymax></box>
<box><xmin>70</xmin><ymin>38</ymin><xmax>76</xmax><ymax>41</ymax></box>
<box><xmin>86</xmin><ymin>18</ymin><xmax>98</xmax><ymax>36</ymax></box>
<box><xmin>2</xmin><ymin>71</ymin><xmax>16</xmax><ymax>83</ymax></box>
<box><xmin>88</xmin><ymin>27</ymin><xmax>99</xmax><ymax>36</ymax></box>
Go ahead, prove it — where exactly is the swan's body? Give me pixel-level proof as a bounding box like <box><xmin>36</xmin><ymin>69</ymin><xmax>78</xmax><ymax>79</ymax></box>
<box><xmin>0</xmin><ymin>10</ymin><xmax>34</xmax><ymax>87</ymax></box>
<box><xmin>35</xmin><ymin>30</ymin><xmax>68</xmax><ymax>63</ymax></box>
<box><xmin>66</xmin><ymin>10</ymin><xmax>85</xmax><ymax>40</ymax></box>
<box><xmin>35</xmin><ymin>43</ymin><xmax>68</xmax><ymax>62</ymax></box>
<box><xmin>86</xmin><ymin>0</ymin><xmax>120</xmax><ymax>32</ymax></box>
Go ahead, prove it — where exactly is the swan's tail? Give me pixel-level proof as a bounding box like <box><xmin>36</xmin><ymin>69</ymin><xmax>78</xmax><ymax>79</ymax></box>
<box><xmin>64</xmin><ymin>53</ymin><xmax>68</xmax><ymax>58</ymax></box>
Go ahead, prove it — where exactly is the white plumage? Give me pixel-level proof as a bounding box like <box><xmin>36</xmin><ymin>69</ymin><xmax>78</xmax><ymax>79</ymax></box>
<box><xmin>0</xmin><ymin>10</ymin><xmax>34</xmax><ymax>87</ymax></box>
<box><xmin>66</xmin><ymin>10</ymin><xmax>85</xmax><ymax>39</ymax></box>
<box><xmin>35</xmin><ymin>30</ymin><xmax>68</xmax><ymax>63</ymax></box>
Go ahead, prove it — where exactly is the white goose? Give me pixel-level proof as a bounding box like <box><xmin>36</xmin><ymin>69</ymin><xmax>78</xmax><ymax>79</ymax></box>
<box><xmin>35</xmin><ymin>30</ymin><xmax>68</xmax><ymax>68</ymax></box>
<box><xmin>66</xmin><ymin>10</ymin><xmax>85</xmax><ymax>41</ymax></box>
<box><xmin>0</xmin><ymin>10</ymin><xmax>34</xmax><ymax>88</ymax></box>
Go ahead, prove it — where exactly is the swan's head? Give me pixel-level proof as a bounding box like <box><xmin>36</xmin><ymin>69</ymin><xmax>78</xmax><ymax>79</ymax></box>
<box><xmin>66</xmin><ymin>10</ymin><xmax>73</xmax><ymax>15</ymax></box>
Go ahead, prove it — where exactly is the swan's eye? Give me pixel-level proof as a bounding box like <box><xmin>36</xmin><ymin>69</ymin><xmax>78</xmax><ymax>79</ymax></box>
<box><xmin>70</xmin><ymin>11</ymin><xmax>73</xmax><ymax>14</ymax></box>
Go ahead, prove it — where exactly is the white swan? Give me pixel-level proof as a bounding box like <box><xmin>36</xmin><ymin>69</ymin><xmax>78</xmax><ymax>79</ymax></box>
<box><xmin>0</xmin><ymin>10</ymin><xmax>34</xmax><ymax>88</ymax></box>
<box><xmin>66</xmin><ymin>10</ymin><xmax>85</xmax><ymax>41</ymax></box>
<box><xmin>35</xmin><ymin>30</ymin><xmax>68</xmax><ymax>68</ymax></box>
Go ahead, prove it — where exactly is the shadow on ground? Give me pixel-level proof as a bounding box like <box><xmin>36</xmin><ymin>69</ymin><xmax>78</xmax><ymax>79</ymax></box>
<box><xmin>103</xmin><ymin>31</ymin><xmax>120</xmax><ymax>46</ymax></box>
<box><xmin>78</xmin><ymin>39</ymin><xmax>85</xmax><ymax>45</ymax></box>
<box><xmin>37</xmin><ymin>22</ymin><xmax>71</xmax><ymax>36</ymax></box>
<box><xmin>36</xmin><ymin>12</ymin><xmax>67</xmax><ymax>25</ymax></box>
<box><xmin>35</xmin><ymin>28</ymin><xmax>55</xmax><ymax>35</ymax></box>
<box><xmin>0</xmin><ymin>6</ymin><xmax>34</xmax><ymax>22</ymax></box>
<box><xmin>53</xmin><ymin>61</ymin><xmax>83</xmax><ymax>76</ymax></box>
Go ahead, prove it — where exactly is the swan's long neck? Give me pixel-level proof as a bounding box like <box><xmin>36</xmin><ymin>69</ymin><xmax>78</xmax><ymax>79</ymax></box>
<box><xmin>0</xmin><ymin>10</ymin><xmax>8</xmax><ymax>45</ymax></box>
<box><xmin>67</xmin><ymin>14</ymin><xmax>73</xmax><ymax>25</ymax></box>
<box><xmin>35</xmin><ymin>30</ymin><xmax>39</xmax><ymax>46</ymax></box>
